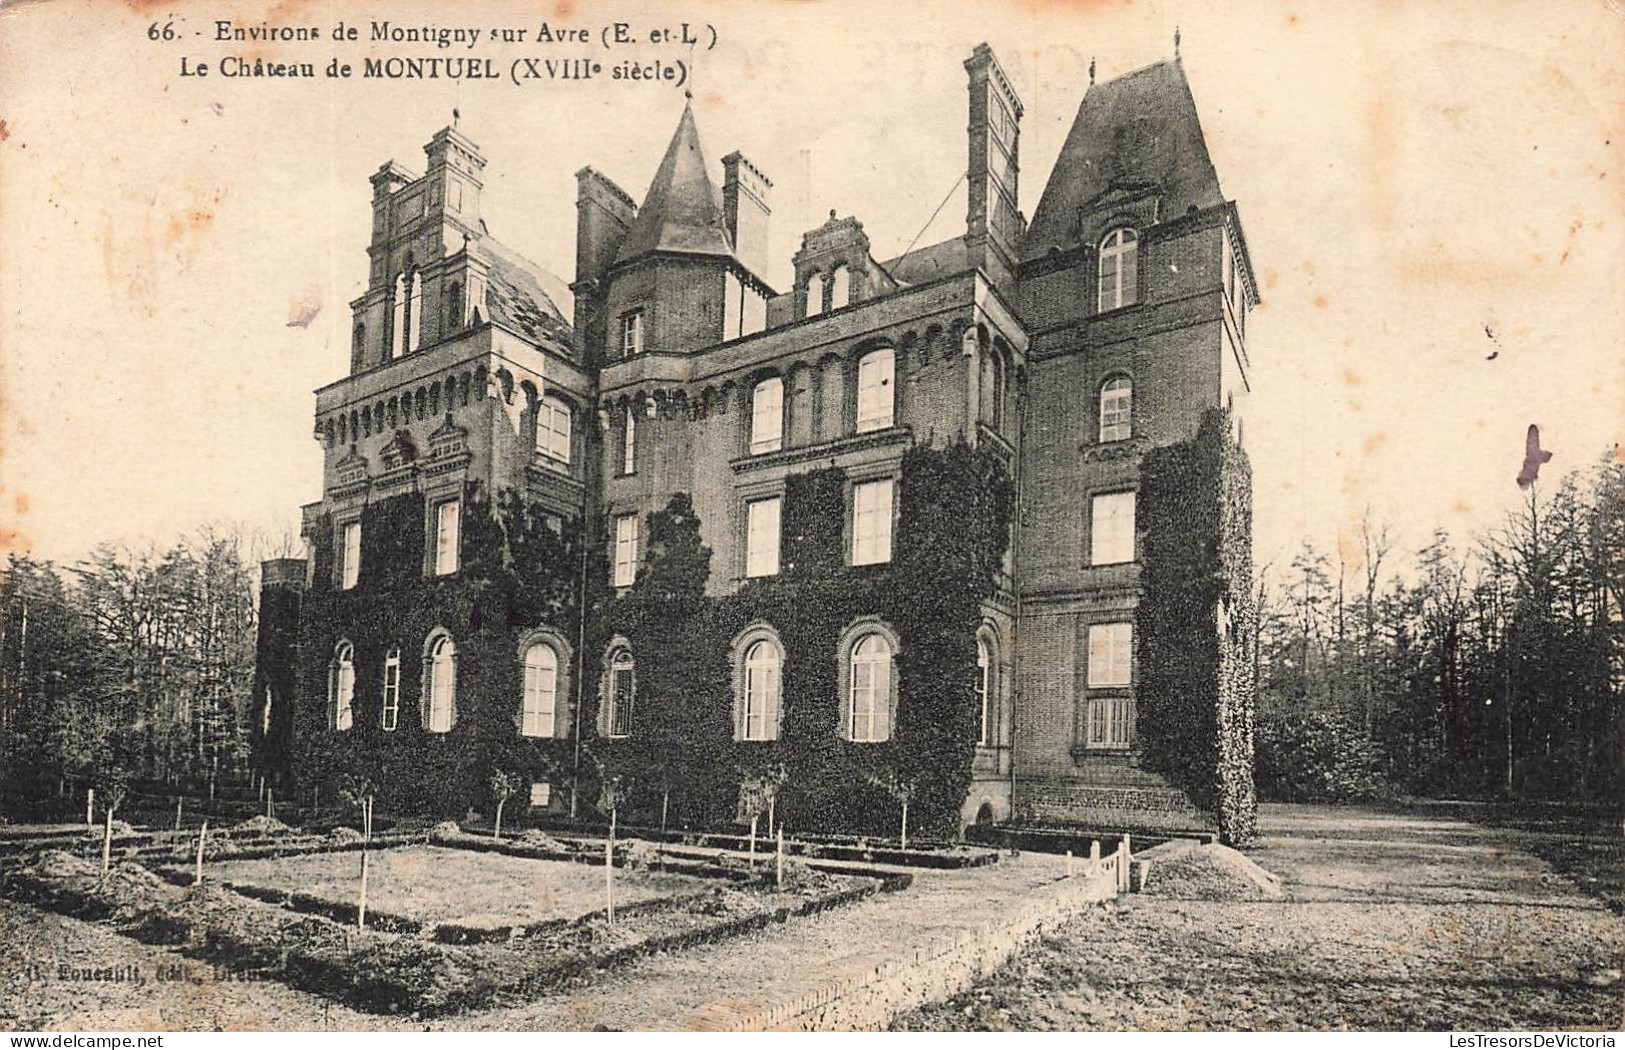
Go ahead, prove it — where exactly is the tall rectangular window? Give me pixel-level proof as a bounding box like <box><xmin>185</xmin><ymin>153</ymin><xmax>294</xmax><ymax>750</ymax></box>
<box><xmin>621</xmin><ymin>311</ymin><xmax>644</xmax><ymax>357</ymax></box>
<box><xmin>1087</xmin><ymin>622</ymin><xmax>1133</xmax><ymax>688</ymax></box>
<box><xmin>435</xmin><ymin>500</ymin><xmax>460</xmax><ymax>575</ymax></box>
<box><xmin>622</xmin><ymin>410</ymin><xmax>637</xmax><ymax>475</ymax></box>
<box><xmin>746</xmin><ymin>497</ymin><xmax>782</xmax><ymax>578</ymax></box>
<box><xmin>613</xmin><ymin>514</ymin><xmax>639</xmax><ymax>587</ymax></box>
<box><xmin>381</xmin><ymin>650</ymin><xmax>400</xmax><ymax>731</ymax></box>
<box><xmin>750</xmin><ymin>378</ymin><xmax>783</xmax><ymax>454</ymax></box>
<box><xmin>856</xmin><ymin>349</ymin><xmax>895</xmax><ymax>433</ymax></box>
<box><xmin>340</xmin><ymin>521</ymin><xmax>361</xmax><ymax>590</ymax></box>
<box><xmin>852</xmin><ymin>479</ymin><xmax>894</xmax><ymax>566</ymax></box>
<box><xmin>1090</xmin><ymin>491</ymin><xmax>1136</xmax><ymax>566</ymax></box>
<box><xmin>538</xmin><ymin>398</ymin><xmax>572</xmax><ymax>465</ymax></box>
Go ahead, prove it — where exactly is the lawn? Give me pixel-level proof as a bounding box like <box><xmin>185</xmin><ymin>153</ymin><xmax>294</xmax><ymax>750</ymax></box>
<box><xmin>207</xmin><ymin>845</ymin><xmax>712</xmax><ymax>928</ymax></box>
<box><xmin>894</xmin><ymin>803</ymin><xmax>1624</xmax><ymax>1031</ymax></box>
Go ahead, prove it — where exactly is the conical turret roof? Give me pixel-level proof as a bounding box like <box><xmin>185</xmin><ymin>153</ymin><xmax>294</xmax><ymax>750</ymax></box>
<box><xmin>615</xmin><ymin>102</ymin><xmax>735</xmax><ymax>264</ymax></box>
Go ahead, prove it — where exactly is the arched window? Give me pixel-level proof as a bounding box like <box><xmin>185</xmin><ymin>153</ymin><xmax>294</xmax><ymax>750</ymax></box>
<box><xmin>830</xmin><ymin>265</ymin><xmax>850</xmax><ymax>310</ymax></box>
<box><xmin>805</xmin><ymin>272</ymin><xmax>824</xmax><ymax>318</ymax></box>
<box><xmin>605</xmin><ymin>647</ymin><xmax>635</xmax><ymax>738</ymax></box>
<box><xmin>976</xmin><ymin>635</ymin><xmax>994</xmax><ymax>746</ymax></box>
<box><xmin>391</xmin><ymin>273</ymin><xmax>407</xmax><ymax>358</ymax></box>
<box><xmin>423</xmin><ymin>633</ymin><xmax>457</xmax><ymax>733</ymax></box>
<box><xmin>522</xmin><ymin>643</ymin><xmax>558</xmax><ymax>737</ymax></box>
<box><xmin>1097</xmin><ymin>228</ymin><xmax>1139</xmax><ymax>312</ymax></box>
<box><xmin>750</xmin><ymin>377</ymin><xmax>783</xmax><ymax>455</ymax></box>
<box><xmin>1099</xmin><ymin>376</ymin><xmax>1133</xmax><ymax>443</ymax></box>
<box><xmin>740</xmin><ymin>638</ymin><xmax>782</xmax><ymax>741</ymax></box>
<box><xmin>443</xmin><ymin>281</ymin><xmax>463</xmax><ymax>335</ymax></box>
<box><xmin>329</xmin><ymin>641</ymin><xmax>355</xmax><ymax>732</ymax></box>
<box><xmin>407</xmin><ymin>271</ymin><xmax>424</xmax><ymax>352</ymax></box>
<box><xmin>855</xmin><ymin>347</ymin><xmax>895</xmax><ymax>433</ymax></box>
<box><xmin>381</xmin><ymin>647</ymin><xmax>401</xmax><ymax>731</ymax></box>
<box><xmin>538</xmin><ymin>396</ymin><xmax>572</xmax><ymax>464</ymax></box>
<box><xmin>849</xmin><ymin>633</ymin><xmax>893</xmax><ymax>742</ymax></box>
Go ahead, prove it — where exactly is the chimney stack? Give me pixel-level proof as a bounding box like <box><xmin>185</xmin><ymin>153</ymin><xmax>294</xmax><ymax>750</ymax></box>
<box><xmin>721</xmin><ymin>151</ymin><xmax>772</xmax><ymax>283</ymax></box>
<box><xmin>964</xmin><ymin>43</ymin><xmax>1023</xmax><ymax>289</ymax></box>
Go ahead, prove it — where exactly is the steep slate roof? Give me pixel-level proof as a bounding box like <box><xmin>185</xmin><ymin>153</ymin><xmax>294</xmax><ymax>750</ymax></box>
<box><xmin>478</xmin><ymin>234</ymin><xmax>573</xmax><ymax>343</ymax></box>
<box><xmin>881</xmin><ymin>236</ymin><xmax>969</xmax><ymax>286</ymax></box>
<box><xmin>615</xmin><ymin>102</ymin><xmax>735</xmax><ymax>264</ymax></box>
<box><xmin>1022</xmin><ymin>59</ymin><xmax>1224</xmax><ymax>262</ymax></box>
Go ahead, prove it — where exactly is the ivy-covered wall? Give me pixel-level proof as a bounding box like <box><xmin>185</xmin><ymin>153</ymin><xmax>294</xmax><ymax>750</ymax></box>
<box><xmin>290</xmin><ymin>483</ymin><xmax>589</xmax><ymax>816</ymax></box>
<box><xmin>588</xmin><ymin>440</ymin><xmax>1013</xmax><ymax>838</ymax></box>
<box><xmin>1135</xmin><ymin>408</ymin><xmax>1258</xmax><ymax>845</ymax></box>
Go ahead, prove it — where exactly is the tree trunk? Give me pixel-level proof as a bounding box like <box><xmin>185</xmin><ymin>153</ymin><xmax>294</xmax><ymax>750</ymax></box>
<box><xmin>494</xmin><ymin>798</ymin><xmax>505</xmax><ymax>841</ymax></box>
<box><xmin>99</xmin><ymin>808</ymin><xmax>113</xmax><ymax>882</ymax></box>
<box><xmin>900</xmin><ymin>801</ymin><xmax>909</xmax><ymax>851</ymax></box>
<box><xmin>749</xmin><ymin>814</ymin><xmax>759</xmax><ymax>864</ymax></box>
<box><xmin>357</xmin><ymin>847</ymin><xmax>370</xmax><ymax>931</ymax></box>
<box><xmin>194</xmin><ymin>821</ymin><xmax>208</xmax><ymax>885</ymax></box>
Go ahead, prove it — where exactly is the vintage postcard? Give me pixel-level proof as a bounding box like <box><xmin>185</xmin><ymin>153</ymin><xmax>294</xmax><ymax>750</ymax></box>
<box><xmin>0</xmin><ymin>0</ymin><xmax>1620</xmax><ymax>1035</ymax></box>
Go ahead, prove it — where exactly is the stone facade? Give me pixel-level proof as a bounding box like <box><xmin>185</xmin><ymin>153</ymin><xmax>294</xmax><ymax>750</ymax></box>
<box><xmin>254</xmin><ymin>43</ymin><xmax>1260</xmax><ymax>833</ymax></box>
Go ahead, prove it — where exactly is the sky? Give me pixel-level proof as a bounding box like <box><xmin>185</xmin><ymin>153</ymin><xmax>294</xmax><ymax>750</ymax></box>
<box><xmin>1</xmin><ymin>0</ymin><xmax>1621</xmax><ymax>579</ymax></box>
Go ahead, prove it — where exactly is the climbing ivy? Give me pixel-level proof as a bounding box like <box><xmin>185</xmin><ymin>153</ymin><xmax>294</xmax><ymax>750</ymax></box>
<box><xmin>589</xmin><ymin>439</ymin><xmax>1013</xmax><ymax>838</ymax></box>
<box><xmin>290</xmin><ymin>483</ymin><xmax>588</xmax><ymax>816</ymax></box>
<box><xmin>1135</xmin><ymin>408</ymin><xmax>1258</xmax><ymax>846</ymax></box>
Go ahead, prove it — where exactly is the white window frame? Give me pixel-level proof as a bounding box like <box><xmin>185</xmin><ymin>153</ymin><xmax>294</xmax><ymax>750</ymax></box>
<box><xmin>745</xmin><ymin>496</ymin><xmax>782</xmax><ymax>578</ymax></box>
<box><xmin>805</xmin><ymin>273</ymin><xmax>824</xmax><ymax>318</ymax></box>
<box><xmin>848</xmin><ymin>633</ymin><xmax>892</xmax><ymax>743</ymax></box>
<box><xmin>425</xmin><ymin>634</ymin><xmax>456</xmax><ymax>733</ymax></box>
<box><xmin>407</xmin><ymin>271</ymin><xmax>423</xmax><ymax>352</ymax></box>
<box><xmin>1099</xmin><ymin>376</ymin><xmax>1133</xmax><ymax>443</ymax></box>
<box><xmin>522</xmin><ymin>643</ymin><xmax>558</xmax><ymax>738</ymax></box>
<box><xmin>855</xmin><ymin>348</ymin><xmax>895</xmax><ymax>433</ymax></box>
<box><xmin>607</xmin><ymin>649</ymin><xmax>635</xmax><ymax>738</ymax></box>
<box><xmin>851</xmin><ymin>478</ymin><xmax>894</xmax><ymax>566</ymax></box>
<box><xmin>1090</xmin><ymin>491</ymin><xmax>1136</xmax><ymax>566</ymax></box>
<box><xmin>622</xmin><ymin>409</ymin><xmax>637</xmax><ymax>475</ymax></box>
<box><xmin>621</xmin><ymin>311</ymin><xmax>644</xmax><ymax>357</ymax></box>
<box><xmin>381</xmin><ymin>647</ymin><xmax>400</xmax><ymax>731</ymax></box>
<box><xmin>750</xmin><ymin>377</ymin><xmax>783</xmax><ymax>455</ymax></box>
<box><xmin>330</xmin><ymin>641</ymin><xmax>355</xmax><ymax>732</ymax></box>
<box><xmin>390</xmin><ymin>273</ymin><xmax>406</xmax><ymax>359</ymax></box>
<box><xmin>538</xmin><ymin>397</ymin><xmax>572</xmax><ymax>465</ymax></box>
<box><xmin>976</xmin><ymin>636</ymin><xmax>993</xmax><ymax>747</ymax></box>
<box><xmin>340</xmin><ymin>521</ymin><xmax>361</xmax><ymax>590</ymax></box>
<box><xmin>613</xmin><ymin>513</ymin><xmax>639</xmax><ymax>588</ymax></box>
<box><xmin>1097</xmin><ymin>228</ymin><xmax>1139</xmax><ymax>312</ymax></box>
<box><xmin>434</xmin><ymin>499</ymin><xmax>461</xmax><ymax>576</ymax></box>
<box><xmin>830</xmin><ymin>265</ymin><xmax>850</xmax><ymax>310</ymax></box>
<box><xmin>741</xmin><ymin>639</ymin><xmax>781</xmax><ymax>741</ymax></box>
<box><xmin>1087</xmin><ymin>623</ymin><xmax>1133</xmax><ymax>688</ymax></box>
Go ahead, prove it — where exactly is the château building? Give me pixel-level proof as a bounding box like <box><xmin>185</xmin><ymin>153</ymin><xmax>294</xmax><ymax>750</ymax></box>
<box><xmin>253</xmin><ymin>42</ymin><xmax>1261</xmax><ymax>840</ymax></box>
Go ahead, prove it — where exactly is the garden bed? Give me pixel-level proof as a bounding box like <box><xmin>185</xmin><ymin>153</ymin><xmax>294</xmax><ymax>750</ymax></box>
<box><xmin>2</xmin><ymin>843</ymin><xmax>889</xmax><ymax>1017</ymax></box>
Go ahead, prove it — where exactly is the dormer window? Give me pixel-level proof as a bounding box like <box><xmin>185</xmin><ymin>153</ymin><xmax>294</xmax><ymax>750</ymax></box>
<box><xmin>621</xmin><ymin>311</ymin><xmax>644</xmax><ymax>357</ymax></box>
<box><xmin>830</xmin><ymin>265</ymin><xmax>850</xmax><ymax>310</ymax></box>
<box><xmin>1097</xmin><ymin>228</ymin><xmax>1139</xmax><ymax>312</ymax></box>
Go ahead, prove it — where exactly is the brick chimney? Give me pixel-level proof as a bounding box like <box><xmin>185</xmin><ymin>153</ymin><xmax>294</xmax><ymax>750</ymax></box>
<box><xmin>965</xmin><ymin>43</ymin><xmax>1023</xmax><ymax>289</ymax></box>
<box><xmin>721</xmin><ymin>151</ymin><xmax>772</xmax><ymax>284</ymax></box>
<box><xmin>571</xmin><ymin>167</ymin><xmax>637</xmax><ymax>354</ymax></box>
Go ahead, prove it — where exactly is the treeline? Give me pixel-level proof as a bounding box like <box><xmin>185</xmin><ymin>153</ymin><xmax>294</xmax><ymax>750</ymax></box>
<box><xmin>0</xmin><ymin>531</ymin><xmax>262</xmax><ymax>810</ymax></box>
<box><xmin>1254</xmin><ymin>451</ymin><xmax>1623</xmax><ymax>805</ymax></box>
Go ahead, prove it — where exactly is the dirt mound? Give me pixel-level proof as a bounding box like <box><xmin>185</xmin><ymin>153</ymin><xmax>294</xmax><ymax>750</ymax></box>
<box><xmin>233</xmin><ymin>815</ymin><xmax>293</xmax><ymax>836</ymax></box>
<box><xmin>518</xmin><ymin>828</ymin><xmax>571</xmax><ymax>852</ymax></box>
<box><xmin>1137</xmin><ymin>840</ymin><xmax>1283</xmax><ymax>901</ymax></box>
<box><xmin>28</xmin><ymin>849</ymin><xmax>96</xmax><ymax>879</ymax></box>
<box><xmin>326</xmin><ymin>826</ymin><xmax>364</xmax><ymax>845</ymax></box>
<box><xmin>428</xmin><ymin>820</ymin><xmax>463</xmax><ymax>843</ymax></box>
<box><xmin>621</xmin><ymin>839</ymin><xmax>663</xmax><ymax>871</ymax></box>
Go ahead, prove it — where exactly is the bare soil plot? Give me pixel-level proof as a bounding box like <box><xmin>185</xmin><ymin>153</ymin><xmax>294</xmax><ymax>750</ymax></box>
<box><xmin>894</xmin><ymin>803</ymin><xmax>1624</xmax><ymax>1031</ymax></box>
<box><xmin>207</xmin><ymin>845</ymin><xmax>710</xmax><ymax>928</ymax></box>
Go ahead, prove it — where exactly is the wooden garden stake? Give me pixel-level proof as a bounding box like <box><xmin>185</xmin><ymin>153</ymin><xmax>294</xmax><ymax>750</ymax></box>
<box><xmin>194</xmin><ymin>821</ymin><xmax>208</xmax><ymax>885</ymax></box>
<box><xmin>357</xmin><ymin>849</ymin><xmax>370</xmax><ymax>931</ymax></box>
<box><xmin>1066</xmin><ymin>849</ymin><xmax>1074</xmax><ymax>878</ymax></box>
<box><xmin>174</xmin><ymin>797</ymin><xmax>183</xmax><ymax>831</ymax></box>
<box><xmin>749</xmin><ymin>813</ymin><xmax>759</xmax><ymax>865</ymax></box>
<box><xmin>900</xmin><ymin>800</ymin><xmax>909</xmax><ymax>852</ymax></box>
<box><xmin>99</xmin><ymin>809</ymin><xmax>112</xmax><ymax>882</ymax></box>
<box><xmin>776</xmin><ymin>827</ymin><xmax>784</xmax><ymax>891</ymax></box>
<box><xmin>85</xmin><ymin>788</ymin><xmax>94</xmax><ymax>827</ymax></box>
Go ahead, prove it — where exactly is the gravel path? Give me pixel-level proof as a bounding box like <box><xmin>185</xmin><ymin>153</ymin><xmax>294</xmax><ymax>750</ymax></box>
<box><xmin>894</xmin><ymin>804</ymin><xmax>1624</xmax><ymax>1031</ymax></box>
